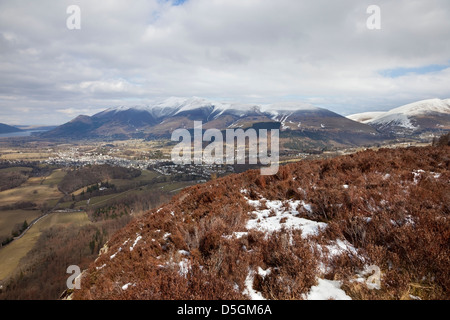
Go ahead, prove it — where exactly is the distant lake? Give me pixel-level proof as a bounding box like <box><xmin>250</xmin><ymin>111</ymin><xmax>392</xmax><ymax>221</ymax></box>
<box><xmin>0</xmin><ymin>130</ymin><xmax>47</xmax><ymax>138</ymax></box>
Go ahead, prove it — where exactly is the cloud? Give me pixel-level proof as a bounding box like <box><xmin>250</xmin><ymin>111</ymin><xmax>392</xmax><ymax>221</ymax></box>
<box><xmin>0</xmin><ymin>0</ymin><xmax>449</xmax><ymax>124</ymax></box>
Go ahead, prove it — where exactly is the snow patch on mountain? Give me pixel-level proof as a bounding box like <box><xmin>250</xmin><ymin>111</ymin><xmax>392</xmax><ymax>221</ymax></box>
<box><xmin>346</xmin><ymin>112</ymin><xmax>386</xmax><ymax>124</ymax></box>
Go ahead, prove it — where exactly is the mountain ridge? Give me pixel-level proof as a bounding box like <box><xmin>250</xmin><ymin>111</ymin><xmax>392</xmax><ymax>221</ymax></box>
<box><xmin>41</xmin><ymin>97</ymin><xmax>377</xmax><ymax>142</ymax></box>
<box><xmin>0</xmin><ymin>123</ymin><xmax>22</xmax><ymax>134</ymax></box>
<box><xmin>347</xmin><ymin>98</ymin><xmax>450</xmax><ymax>135</ymax></box>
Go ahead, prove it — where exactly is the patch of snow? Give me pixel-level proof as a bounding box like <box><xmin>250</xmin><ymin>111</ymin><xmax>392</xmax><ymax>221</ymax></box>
<box><xmin>306</xmin><ymin>279</ymin><xmax>352</xmax><ymax>300</ymax></box>
<box><xmin>371</xmin><ymin>112</ymin><xmax>416</xmax><ymax>130</ymax></box>
<box><xmin>257</xmin><ymin>267</ymin><xmax>271</xmax><ymax>279</ymax></box>
<box><xmin>130</xmin><ymin>234</ymin><xmax>142</xmax><ymax>251</ymax></box>
<box><xmin>178</xmin><ymin>250</ymin><xmax>190</xmax><ymax>256</ymax></box>
<box><xmin>246</xmin><ymin>199</ymin><xmax>326</xmax><ymax>238</ymax></box>
<box><xmin>96</xmin><ymin>264</ymin><xmax>106</xmax><ymax>270</ymax></box>
<box><xmin>110</xmin><ymin>247</ymin><xmax>122</xmax><ymax>260</ymax></box>
<box><xmin>346</xmin><ymin>112</ymin><xmax>387</xmax><ymax>124</ymax></box>
<box><xmin>122</xmin><ymin>283</ymin><xmax>134</xmax><ymax>290</ymax></box>
<box><xmin>412</xmin><ymin>169</ymin><xmax>425</xmax><ymax>184</ymax></box>
<box><xmin>325</xmin><ymin>239</ymin><xmax>359</xmax><ymax>258</ymax></box>
<box><xmin>222</xmin><ymin>231</ymin><xmax>248</xmax><ymax>240</ymax></box>
<box><xmin>178</xmin><ymin>258</ymin><xmax>191</xmax><ymax>277</ymax></box>
<box><xmin>243</xmin><ymin>271</ymin><xmax>266</xmax><ymax>300</ymax></box>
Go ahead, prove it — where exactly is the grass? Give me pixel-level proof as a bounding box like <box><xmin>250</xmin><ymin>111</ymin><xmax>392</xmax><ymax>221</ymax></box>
<box><xmin>41</xmin><ymin>169</ymin><xmax>66</xmax><ymax>186</ymax></box>
<box><xmin>0</xmin><ymin>211</ymin><xmax>90</xmax><ymax>282</ymax></box>
<box><xmin>0</xmin><ymin>169</ymin><xmax>64</xmax><ymax>207</ymax></box>
<box><xmin>0</xmin><ymin>152</ymin><xmax>52</xmax><ymax>161</ymax></box>
<box><xmin>0</xmin><ymin>182</ymin><xmax>63</xmax><ymax>206</ymax></box>
<box><xmin>0</xmin><ymin>209</ymin><xmax>42</xmax><ymax>240</ymax></box>
<box><xmin>0</xmin><ymin>167</ymin><xmax>33</xmax><ymax>173</ymax></box>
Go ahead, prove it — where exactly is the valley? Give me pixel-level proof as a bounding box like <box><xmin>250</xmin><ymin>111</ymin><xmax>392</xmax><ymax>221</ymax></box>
<box><xmin>0</xmin><ymin>97</ymin><xmax>448</xmax><ymax>300</ymax></box>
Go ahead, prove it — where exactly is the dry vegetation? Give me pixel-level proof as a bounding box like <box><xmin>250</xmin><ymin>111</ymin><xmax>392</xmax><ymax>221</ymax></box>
<box><xmin>71</xmin><ymin>144</ymin><xmax>449</xmax><ymax>300</ymax></box>
<box><xmin>58</xmin><ymin>164</ymin><xmax>141</xmax><ymax>194</ymax></box>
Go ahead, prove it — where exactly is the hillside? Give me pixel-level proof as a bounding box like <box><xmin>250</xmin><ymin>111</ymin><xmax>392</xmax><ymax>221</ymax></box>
<box><xmin>71</xmin><ymin>144</ymin><xmax>450</xmax><ymax>300</ymax></box>
<box><xmin>348</xmin><ymin>98</ymin><xmax>450</xmax><ymax>136</ymax></box>
<box><xmin>0</xmin><ymin>123</ymin><xmax>22</xmax><ymax>134</ymax></box>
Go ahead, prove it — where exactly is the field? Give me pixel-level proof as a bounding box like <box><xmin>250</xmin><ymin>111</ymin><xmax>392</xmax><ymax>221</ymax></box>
<box><xmin>0</xmin><ymin>211</ymin><xmax>90</xmax><ymax>281</ymax></box>
<box><xmin>0</xmin><ymin>162</ymin><xmax>198</xmax><ymax>289</ymax></box>
<box><xmin>0</xmin><ymin>170</ymin><xmax>65</xmax><ymax>207</ymax></box>
<box><xmin>0</xmin><ymin>138</ymin><xmax>234</xmax><ymax>298</ymax></box>
<box><xmin>0</xmin><ymin>209</ymin><xmax>42</xmax><ymax>239</ymax></box>
<box><xmin>0</xmin><ymin>152</ymin><xmax>55</xmax><ymax>161</ymax></box>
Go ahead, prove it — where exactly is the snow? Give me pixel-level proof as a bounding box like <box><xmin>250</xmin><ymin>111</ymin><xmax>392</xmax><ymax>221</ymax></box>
<box><xmin>110</xmin><ymin>247</ymin><xmax>122</xmax><ymax>260</ymax></box>
<box><xmin>96</xmin><ymin>264</ymin><xmax>106</xmax><ymax>270</ymax></box>
<box><xmin>346</xmin><ymin>112</ymin><xmax>386</xmax><ymax>124</ymax></box>
<box><xmin>257</xmin><ymin>267</ymin><xmax>271</xmax><ymax>279</ymax></box>
<box><xmin>260</xmin><ymin>102</ymin><xmax>319</xmax><ymax>113</ymax></box>
<box><xmin>129</xmin><ymin>234</ymin><xmax>142</xmax><ymax>251</ymax></box>
<box><xmin>370</xmin><ymin>112</ymin><xmax>416</xmax><ymax>129</ymax></box>
<box><xmin>325</xmin><ymin>239</ymin><xmax>359</xmax><ymax>258</ymax></box>
<box><xmin>222</xmin><ymin>231</ymin><xmax>248</xmax><ymax>240</ymax></box>
<box><xmin>178</xmin><ymin>250</ymin><xmax>190</xmax><ymax>256</ymax></box>
<box><xmin>412</xmin><ymin>169</ymin><xmax>425</xmax><ymax>184</ymax></box>
<box><xmin>382</xmin><ymin>98</ymin><xmax>450</xmax><ymax>117</ymax></box>
<box><xmin>121</xmin><ymin>283</ymin><xmax>133</xmax><ymax>290</ymax></box>
<box><xmin>306</xmin><ymin>279</ymin><xmax>352</xmax><ymax>300</ymax></box>
<box><xmin>245</xmin><ymin>199</ymin><xmax>326</xmax><ymax>238</ymax></box>
<box><xmin>348</xmin><ymin>99</ymin><xmax>450</xmax><ymax>128</ymax></box>
<box><xmin>243</xmin><ymin>271</ymin><xmax>266</xmax><ymax>300</ymax></box>
<box><xmin>178</xmin><ymin>259</ymin><xmax>191</xmax><ymax>277</ymax></box>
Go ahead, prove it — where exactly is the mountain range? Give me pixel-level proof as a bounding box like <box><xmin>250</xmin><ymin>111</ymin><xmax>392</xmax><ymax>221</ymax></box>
<box><xmin>40</xmin><ymin>97</ymin><xmax>378</xmax><ymax>143</ymax></box>
<box><xmin>37</xmin><ymin>97</ymin><xmax>450</xmax><ymax>151</ymax></box>
<box><xmin>41</xmin><ymin>97</ymin><xmax>450</xmax><ymax>140</ymax></box>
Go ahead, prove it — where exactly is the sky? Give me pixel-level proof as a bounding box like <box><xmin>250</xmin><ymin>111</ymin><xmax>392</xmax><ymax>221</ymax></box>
<box><xmin>0</xmin><ymin>0</ymin><xmax>449</xmax><ymax>125</ymax></box>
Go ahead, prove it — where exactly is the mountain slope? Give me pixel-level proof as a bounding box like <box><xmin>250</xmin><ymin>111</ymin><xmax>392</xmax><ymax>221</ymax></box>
<box><xmin>346</xmin><ymin>112</ymin><xmax>386</xmax><ymax>124</ymax></box>
<box><xmin>70</xmin><ymin>144</ymin><xmax>450</xmax><ymax>300</ymax></box>
<box><xmin>348</xmin><ymin>98</ymin><xmax>450</xmax><ymax>135</ymax></box>
<box><xmin>0</xmin><ymin>123</ymin><xmax>22</xmax><ymax>134</ymax></box>
<box><xmin>41</xmin><ymin>98</ymin><xmax>379</xmax><ymax>148</ymax></box>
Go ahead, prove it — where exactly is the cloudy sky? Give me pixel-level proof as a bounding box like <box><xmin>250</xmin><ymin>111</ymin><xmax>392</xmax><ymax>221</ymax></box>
<box><xmin>1</xmin><ymin>0</ymin><xmax>449</xmax><ymax>125</ymax></box>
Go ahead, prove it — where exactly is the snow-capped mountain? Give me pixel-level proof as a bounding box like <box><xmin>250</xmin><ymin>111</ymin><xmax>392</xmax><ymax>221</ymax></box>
<box><xmin>42</xmin><ymin>97</ymin><xmax>377</xmax><ymax>142</ymax></box>
<box><xmin>347</xmin><ymin>98</ymin><xmax>450</xmax><ymax>135</ymax></box>
<box><xmin>346</xmin><ymin>112</ymin><xmax>386</xmax><ymax>124</ymax></box>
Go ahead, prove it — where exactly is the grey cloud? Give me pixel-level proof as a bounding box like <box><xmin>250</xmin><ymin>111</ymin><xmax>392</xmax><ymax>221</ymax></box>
<box><xmin>0</xmin><ymin>0</ymin><xmax>449</xmax><ymax>124</ymax></box>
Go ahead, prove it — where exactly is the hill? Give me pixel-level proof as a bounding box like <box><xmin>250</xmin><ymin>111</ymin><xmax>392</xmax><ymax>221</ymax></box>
<box><xmin>0</xmin><ymin>123</ymin><xmax>22</xmax><ymax>134</ymax></box>
<box><xmin>348</xmin><ymin>98</ymin><xmax>450</xmax><ymax>136</ymax></box>
<box><xmin>70</xmin><ymin>144</ymin><xmax>450</xmax><ymax>300</ymax></box>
